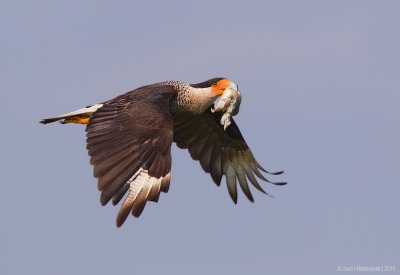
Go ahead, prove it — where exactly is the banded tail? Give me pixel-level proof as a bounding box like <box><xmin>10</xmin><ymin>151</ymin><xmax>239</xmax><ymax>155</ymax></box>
<box><xmin>39</xmin><ymin>104</ymin><xmax>103</xmax><ymax>124</ymax></box>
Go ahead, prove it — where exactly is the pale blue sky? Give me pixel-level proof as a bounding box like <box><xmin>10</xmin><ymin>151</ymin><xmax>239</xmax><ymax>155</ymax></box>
<box><xmin>1</xmin><ymin>1</ymin><xmax>399</xmax><ymax>274</ymax></box>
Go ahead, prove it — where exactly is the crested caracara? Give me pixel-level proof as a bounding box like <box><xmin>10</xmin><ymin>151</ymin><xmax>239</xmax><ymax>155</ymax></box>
<box><xmin>40</xmin><ymin>78</ymin><xmax>286</xmax><ymax>227</ymax></box>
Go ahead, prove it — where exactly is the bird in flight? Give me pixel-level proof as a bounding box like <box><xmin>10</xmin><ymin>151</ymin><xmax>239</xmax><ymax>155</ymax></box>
<box><xmin>40</xmin><ymin>78</ymin><xmax>286</xmax><ymax>227</ymax></box>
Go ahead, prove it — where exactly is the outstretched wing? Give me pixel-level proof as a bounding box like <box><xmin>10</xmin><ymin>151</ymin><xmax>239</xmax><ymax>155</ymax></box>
<box><xmin>173</xmin><ymin>110</ymin><xmax>286</xmax><ymax>203</ymax></box>
<box><xmin>86</xmin><ymin>85</ymin><xmax>177</xmax><ymax>227</ymax></box>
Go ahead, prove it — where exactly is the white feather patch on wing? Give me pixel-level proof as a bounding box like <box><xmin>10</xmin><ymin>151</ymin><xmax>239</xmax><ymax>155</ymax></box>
<box><xmin>116</xmin><ymin>168</ymin><xmax>164</xmax><ymax>226</ymax></box>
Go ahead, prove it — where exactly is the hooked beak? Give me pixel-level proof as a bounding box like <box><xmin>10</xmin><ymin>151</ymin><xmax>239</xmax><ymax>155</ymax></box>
<box><xmin>229</xmin><ymin>82</ymin><xmax>238</xmax><ymax>92</ymax></box>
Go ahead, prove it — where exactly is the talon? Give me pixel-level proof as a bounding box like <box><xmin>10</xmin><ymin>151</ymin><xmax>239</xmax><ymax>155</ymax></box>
<box><xmin>220</xmin><ymin>112</ymin><xmax>232</xmax><ymax>130</ymax></box>
<box><xmin>223</xmin><ymin>120</ymin><xmax>231</xmax><ymax>130</ymax></box>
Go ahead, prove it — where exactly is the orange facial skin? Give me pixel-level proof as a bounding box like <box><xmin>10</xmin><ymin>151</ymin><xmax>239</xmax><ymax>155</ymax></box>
<box><xmin>211</xmin><ymin>79</ymin><xmax>231</xmax><ymax>95</ymax></box>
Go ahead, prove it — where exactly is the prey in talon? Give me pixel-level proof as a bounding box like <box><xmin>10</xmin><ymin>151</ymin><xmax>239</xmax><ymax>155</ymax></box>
<box><xmin>211</xmin><ymin>82</ymin><xmax>241</xmax><ymax>130</ymax></box>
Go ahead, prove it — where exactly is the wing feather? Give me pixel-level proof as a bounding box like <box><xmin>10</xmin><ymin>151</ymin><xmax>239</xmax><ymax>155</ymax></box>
<box><xmin>173</xmin><ymin>109</ymin><xmax>285</xmax><ymax>202</ymax></box>
<box><xmin>209</xmin><ymin>141</ymin><xmax>223</xmax><ymax>185</ymax></box>
<box><xmin>86</xmin><ymin>85</ymin><xmax>177</xmax><ymax>226</ymax></box>
<box><xmin>112</xmin><ymin>183</ymin><xmax>129</xmax><ymax>206</ymax></box>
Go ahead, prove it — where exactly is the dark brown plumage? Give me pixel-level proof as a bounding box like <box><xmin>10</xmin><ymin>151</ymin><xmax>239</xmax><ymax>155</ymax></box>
<box><xmin>86</xmin><ymin>85</ymin><xmax>176</xmax><ymax>226</ymax></box>
<box><xmin>40</xmin><ymin>78</ymin><xmax>285</xmax><ymax>227</ymax></box>
<box><xmin>173</xmin><ymin>109</ymin><xmax>285</xmax><ymax>203</ymax></box>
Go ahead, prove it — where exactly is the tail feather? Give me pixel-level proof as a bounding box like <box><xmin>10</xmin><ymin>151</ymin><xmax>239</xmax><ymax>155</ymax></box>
<box><xmin>40</xmin><ymin>117</ymin><xmax>64</xmax><ymax>124</ymax></box>
<box><xmin>39</xmin><ymin>104</ymin><xmax>103</xmax><ymax>124</ymax></box>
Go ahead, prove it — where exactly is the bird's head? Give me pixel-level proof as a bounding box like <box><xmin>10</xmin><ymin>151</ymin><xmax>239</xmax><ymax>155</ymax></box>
<box><xmin>203</xmin><ymin>78</ymin><xmax>242</xmax><ymax>116</ymax></box>
<box><xmin>210</xmin><ymin>78</ymin><xmax>241</xmax><ymax>116</ymax></box>
<box><xmin>210</xmin><ymin>78</ymin><xmax>239</xmax><ymax>96</ymax></box>
<box><xmin>191</xmin><ymin>77</ymin><xmax>239</xmax><ymax>96</ymax></box>
<box><xmin>190</xmin><ymin>77</ymin><xmax>242</xmax><ymax>116</ymax></box>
